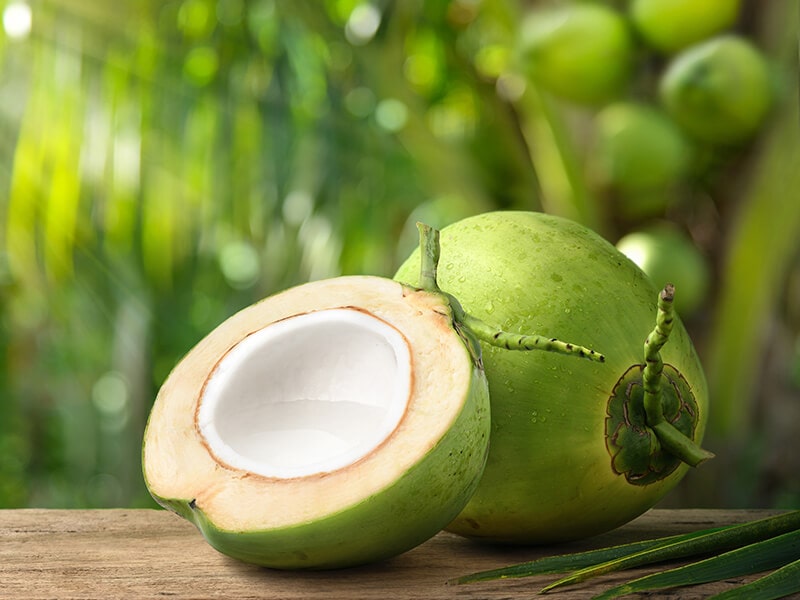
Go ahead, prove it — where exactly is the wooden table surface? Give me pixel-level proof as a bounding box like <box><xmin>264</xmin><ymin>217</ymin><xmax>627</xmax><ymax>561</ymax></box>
<box><xmin>1</xmin><ymin>508</ymin><xmax>794</xmax><ymax>599</ymax></box>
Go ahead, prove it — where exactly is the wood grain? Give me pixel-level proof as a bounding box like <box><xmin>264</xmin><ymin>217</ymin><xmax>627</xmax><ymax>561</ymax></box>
<box><xmin>0</xmin><ymin>508</ymin><xmax>792</xmax><ymax>599</ymax></box>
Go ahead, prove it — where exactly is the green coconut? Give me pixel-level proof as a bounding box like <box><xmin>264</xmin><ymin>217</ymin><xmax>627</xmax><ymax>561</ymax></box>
<box><xmin>142</xmin><ymin>275</ymin><xmax>492</xmax><ymax>569</ymax></box>
<box><xmin>395</xmin><ymin>211</ymin><xmax>711</xmax><ymax>544</ymax></box>
<box><xmin>617</xmin><ymin>224</ymin><xmax>711</xmax><ymax>317</ymax></box>
<box><xmin>518</xmin><ymin>3</ymin><xmax>635</xmax><ymax>106</ymax></box>
<box><xmin>629</xmin><ymin>0</ymin><xmax>742</xmax><ymax>54</ymax></box>
<box><xmin>659</xmin><ymin>35</ymin><xmax>772</xmax><ymax>145</ymax></box>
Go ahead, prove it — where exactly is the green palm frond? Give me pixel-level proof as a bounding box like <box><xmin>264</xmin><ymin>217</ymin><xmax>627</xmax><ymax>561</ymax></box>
<box><xmin>454</xmin><ymin>510</ymin><xmax>800</xmax><ymax>599</ymax></box>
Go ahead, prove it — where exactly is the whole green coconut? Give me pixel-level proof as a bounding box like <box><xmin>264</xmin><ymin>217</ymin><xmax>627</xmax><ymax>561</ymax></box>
<box><xmin>617</xmin><ymin>225</ymin><xmax>711</xmax><ymax>318</ymax></box>
<box><xmin>659</xmin><ymin>35</ymin><xmax>772</xmax><ymax>145</ymax></box>
<box><xmin>395</xmin><ymin>211</ymin><xmax>710</xmax><ymax>543</ymax></box>
<box><xmin>518</xmin><ymin>4</ymin><xmax>635</xmax><ymax>106</ymax></box>
<box><xmin>630</xmin><ymin>0</ymin><xmax>741</xmax><ymax>54</ymax></box>
<box><xmin>592</xmin><ymin>102</ymin><xmax>690</xmax><ymax>195</ymax></box>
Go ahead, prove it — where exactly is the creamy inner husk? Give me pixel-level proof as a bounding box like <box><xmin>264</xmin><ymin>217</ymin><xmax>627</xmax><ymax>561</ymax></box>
<box><xmin>143</xmin><ymin>276</ymin><xmax>473</xmax><ymax>531</ymax></box>
<box><xmin>197</xmin><ymin>308</ymin><xmax>412</xmax><ymax>479</ymax></box>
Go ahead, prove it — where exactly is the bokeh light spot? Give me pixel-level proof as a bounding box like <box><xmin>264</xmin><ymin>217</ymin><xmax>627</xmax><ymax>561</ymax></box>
<box><xmin>375</xmin><ymin>98</ymin><xmax>408</xmax><ymax>132</ymax></box>
<box><xmin>3</xmin><ymin>1</ymin><xmax>32</xmax><ymax>39</ymax></box>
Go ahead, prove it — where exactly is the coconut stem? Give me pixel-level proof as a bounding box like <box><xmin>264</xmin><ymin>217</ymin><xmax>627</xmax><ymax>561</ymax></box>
<box><xmin>416</xmin><ymin>222</ymin><xmax>605</xmax><ymax>362</ymax></box>
<box><xmin>417</xmin><ymin>222</ymin><xmax>442</xmax><ymax>294</ymax></box>
<box><xmin>643</xmin><ymin>285</ymin><xmax>714</xmax><ymax>467</ymax></box>
<box><xmin>462</xmin><ymin>313</ymin><xmax>605</xmax><ymax>362</ymax></box>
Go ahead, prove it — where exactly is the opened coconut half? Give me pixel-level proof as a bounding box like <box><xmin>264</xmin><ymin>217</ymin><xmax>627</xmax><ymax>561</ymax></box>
<box><xmin>142</xmin><ymin>275</ymin><xmax>490</xmax><ymax>569</ymax></box>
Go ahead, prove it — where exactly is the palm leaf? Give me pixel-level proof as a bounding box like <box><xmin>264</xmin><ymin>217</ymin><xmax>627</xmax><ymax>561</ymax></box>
<box><xmin>709</xmin><ymin>557</ymin><xmax>800</xmax><ymax>600</ymax></box>
<box><xmin>453</xmin><ymin>510</ymin><xmax>800</xmax><ymax>599</ymax></box>
<box><xmin>451</xmin><ymin>527</ymin><xmax>729</xmax><ymax>584</ymax></box>
<box><xmin>592</xmin><ymin>528</ymin><xmax>800</xmax><ymax>599</ymax></box>
<box><xmin>541</xmin><ymin>510</ymin><xmax>800</xmax><ymax>593</ymax></box>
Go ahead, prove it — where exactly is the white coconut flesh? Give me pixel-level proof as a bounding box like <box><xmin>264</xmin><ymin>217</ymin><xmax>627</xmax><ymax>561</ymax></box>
<box><xmin>143</xmin><ymin>276</ymin><xmax>477</xmax><ymax>531</ymax></box>
<box><xmin>196</xmin><ymin>308</ymin><xmax>412</xmax><ymax>479</ymax></box>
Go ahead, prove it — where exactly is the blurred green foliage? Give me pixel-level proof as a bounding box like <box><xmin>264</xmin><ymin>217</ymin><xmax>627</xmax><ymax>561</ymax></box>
<box><xmin>0</xmin><ymin>0</ymin><xmax>797</xmax><ymax>510</ymax></box>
